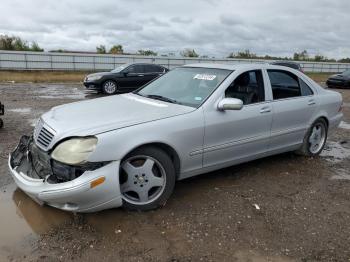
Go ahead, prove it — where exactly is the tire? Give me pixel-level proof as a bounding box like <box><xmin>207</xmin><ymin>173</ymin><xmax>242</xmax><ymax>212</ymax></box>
<box><xmin>119</xmin><ymin>146</ymin><xmax>176</xmax><ymax>211</ymax></box>
<box><xmin>296</xmin><ymin>118</ymin><xmax>328</xmax><ymax>156</ymax></box>
<box><xmin>0</xmin><ymin>118</ymin><xmax>3</xmax><ymax>128</ymax></box>
<box><xmin>102</xmin><ymin>80</ymin><xmax>118</xmax><ymax>95</ymax></box>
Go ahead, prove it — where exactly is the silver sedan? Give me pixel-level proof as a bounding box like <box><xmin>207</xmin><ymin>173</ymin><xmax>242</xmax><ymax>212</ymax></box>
<box><xmin>9</xmin><ymin>63</ymin><xmax>343</xmax><ymax>212</ymax></box>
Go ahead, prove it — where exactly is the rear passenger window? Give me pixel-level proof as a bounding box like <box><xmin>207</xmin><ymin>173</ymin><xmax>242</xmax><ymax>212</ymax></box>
<box><xmin>145</xmin><ymin>65</ymin><xmax>163</xmax><ymax>73</ymax></box>
<box><xmin>267</xmin><ymin>70</ymin><xmax>301</xmax><ymax>99</ymax></box>
<box><xmin>300</xmin><ymin>79</ymin><xmax>314</xmax><ymax>96</ymax></box>
<box><xmin>126</xmin><ymin>65</ymin><xmax>144</xmax><ymax>74</ymax></box>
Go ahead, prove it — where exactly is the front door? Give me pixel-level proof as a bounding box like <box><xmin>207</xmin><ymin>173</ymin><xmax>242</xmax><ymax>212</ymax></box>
<box><xmin>119</xmin><ymin>64</ymin><xmax>147</xmax><ymax>89</ymax></box>
<box><xmin>203</xmin><ymin>70</ymin><xmax>273</xmax><ymax>168</ymax></box>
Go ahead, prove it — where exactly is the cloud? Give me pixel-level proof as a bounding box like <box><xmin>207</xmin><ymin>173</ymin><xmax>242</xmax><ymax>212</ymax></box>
<box><xmin>0</xmin><ymin>0</ymin><xmax>349</xmax><ymax>59</ymax></box>
<box><xmin>170</xmin><ymin>17</ymin><xmax>193</xmax><ymax>24</ymax></box>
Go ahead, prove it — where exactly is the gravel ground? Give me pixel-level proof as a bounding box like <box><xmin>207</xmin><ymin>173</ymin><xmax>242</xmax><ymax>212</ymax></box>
<box><xmin>0</xmin><ymin>82</ymin><xmax>349</xmax><ymax>262</ymax></box>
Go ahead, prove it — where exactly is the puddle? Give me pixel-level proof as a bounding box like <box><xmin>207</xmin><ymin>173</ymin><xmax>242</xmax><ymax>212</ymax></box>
<box><xmin>35</xmin><ymin>85</ymin><xmax>87</xmax><ymax>100</ymax></box>
<box><xmin>339</xmin><ymin>121</ymin><xmax>350</xmax><ymax>130</ymax></box>
<box><xmin>331</xmin><ymin>168</ymin><xmax>350</xmax><ymax>180</ymax></box>
<box><xmin>320</xmin><ymin>141</ymin><xmax>350</xmax><ymax>163</ymax></box>
<box><xmin>0</xmin><ymin>184</ymin><xmax>72</xmax><ymax>259</ymax></box>
<box><xmin>8</xmin><ymin>107</ymin><xmax>32</xmax><ymax>114</ymax></box>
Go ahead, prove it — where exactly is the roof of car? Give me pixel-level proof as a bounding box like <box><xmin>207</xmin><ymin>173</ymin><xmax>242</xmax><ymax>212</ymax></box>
<box><xmin>183</xmin><ymin>63</ymin><xmax>296</xmax><ymax>71</ymax></box>
<box><xmin>123</xmin><ymin>62</ymin><xmax>166</xmax><ymax>67</ymax></box>
<box><xmin>270</xmin><ymin>61</ymin><xmax>300</xmax><ymax>65</ymax></box>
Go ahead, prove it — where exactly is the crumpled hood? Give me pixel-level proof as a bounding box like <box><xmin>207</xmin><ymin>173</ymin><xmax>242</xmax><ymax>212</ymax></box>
<box><xmin>41</xmin><ymin>93</ymin><xmax>194</xmax><ymax>140</ymax></box>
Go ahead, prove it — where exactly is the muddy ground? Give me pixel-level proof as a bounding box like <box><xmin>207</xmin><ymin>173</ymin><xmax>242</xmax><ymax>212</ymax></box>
<box><xmin>0</xmin><ymin>82</ymin><xmax>349</xmax><ymax>262</ymax></box>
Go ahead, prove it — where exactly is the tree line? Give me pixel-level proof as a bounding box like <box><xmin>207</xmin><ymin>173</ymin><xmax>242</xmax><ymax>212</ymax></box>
<box><xmin>1</xmin><ymin>35</ymin><xmax>349</xmax><ymax>63</ymax></box>
<box><xmin>227</xmin><ymin>49</ymin><xmax>350</xmax><ymax>63</ymax></box>
<box><xmin>0</xmin><ymin>35</ymin><xmax>43</xmax><ymax>52</ymax></box>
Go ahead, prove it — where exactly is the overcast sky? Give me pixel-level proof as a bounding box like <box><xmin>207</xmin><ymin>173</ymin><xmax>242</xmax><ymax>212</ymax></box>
<box><xmin>1</xmin><ymin>0</ymin><xmax>349</xmax><ymax>58</ymax></box>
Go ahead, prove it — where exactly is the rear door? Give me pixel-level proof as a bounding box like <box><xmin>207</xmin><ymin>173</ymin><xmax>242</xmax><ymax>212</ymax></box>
<box><xmin>267</xmin><ymin>69</ymin><xmax>317</xmax><ymax>151</ymax></box>
<box><xmin>144</xmin><ymin>65</ymin><xmax>164</xmax><ymax>83</ymax></box>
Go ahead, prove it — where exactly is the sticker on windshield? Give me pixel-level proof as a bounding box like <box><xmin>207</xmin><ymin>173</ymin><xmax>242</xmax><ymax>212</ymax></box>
<box><xmin>193</xmin><ymin>74</ymin><xmax>217</xmax><ymax>81</ymax></box>
<box><xmin>194</xmin><ymin>97</ymin><xmax>202</xmax><ymax>101</ymax></box>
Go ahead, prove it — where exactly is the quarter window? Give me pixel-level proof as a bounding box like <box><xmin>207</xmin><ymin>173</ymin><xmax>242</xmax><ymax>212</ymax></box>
<box><xmin>300</xmin><ymin>79</ymin><xmax>314</xmax><ymax>96</ymax></box>
<box><xmin>267</xmin><ymin>70</ymin><xmax>301</xmax><ymax>100</ymax></box>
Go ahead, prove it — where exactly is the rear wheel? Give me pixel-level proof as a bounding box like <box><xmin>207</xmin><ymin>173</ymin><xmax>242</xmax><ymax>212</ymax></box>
<box><xmin>102</xmin><ymin>80</ymin><xmax>118</xmax><ymax>95</ymax></box>
<box><xmin>296</xmin><ymin>118</ymin><xmax>328</xmax><ymax>156</ymax></box>
<box><xmin>119</xmin><ymin>147</ymin><xmax>176</xmax><ymax>211</ymax></box>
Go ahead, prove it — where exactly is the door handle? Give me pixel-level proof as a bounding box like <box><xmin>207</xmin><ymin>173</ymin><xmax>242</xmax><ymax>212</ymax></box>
<box><xmin>137</xmin><ymin>74</ymin><xmax>144</xmax><ymax>77</ymax></box>
<box><xmin>308</xmin><ymin>99</ymin><xmax>316</xmax><ymax>105</ymax></box>
<box><xmin>260</xmin><ymin>106</ymin><xmax>271</xmax><ymax>114</ymax></box>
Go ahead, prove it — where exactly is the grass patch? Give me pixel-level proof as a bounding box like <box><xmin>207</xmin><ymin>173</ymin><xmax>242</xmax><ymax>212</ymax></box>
<box><xmin>0</xmin><ymin>70</ymin><xmax>92</xmax><ymax>83</ymax></box>
<box><xmin>305</xmin><ymin>72</ymin><xmax>332</xmax><ymax>83</ymax></box>
<box><xmin>0</xmin><ymin>70</ymin><xmax>333</xmax><ymax>83</ymax></box>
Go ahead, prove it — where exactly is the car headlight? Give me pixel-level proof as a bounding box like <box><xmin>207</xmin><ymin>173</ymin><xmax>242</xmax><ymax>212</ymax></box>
<box><xmin>51</xmin><ymin>137</ymin><xmax>98</xmax><ymax>165</ymax></box>
<box><xmin>87</xmin><ymin>75</ymin><xmax>102</xmax><ymax>81</ymax></box>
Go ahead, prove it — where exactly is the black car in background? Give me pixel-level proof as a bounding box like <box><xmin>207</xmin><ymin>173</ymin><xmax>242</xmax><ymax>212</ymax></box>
<box><xmin>270</xmin><ymin>61</ymin><xmax>303</xmax><ymax>72</ymax></box>
<box><xmin>326</xmin><ymin>69</ymin><xmax>350</xmax><ymax>89</ymax></box>
<box><xmin>84</xmin><ymin>63</ymin><xmax>169</xmax><ymax>95</ymax></box>
<box><xmin>0</xmin><ymin>101</ymin><xmax>4</xmax><ymax>128</ymax></box>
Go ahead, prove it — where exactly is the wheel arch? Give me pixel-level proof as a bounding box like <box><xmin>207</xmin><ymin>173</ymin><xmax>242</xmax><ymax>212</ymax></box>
<box><xmin>121</xmin><ymin>142</ymin><xmax>181</xmax><ymax>178</ymax></box>
<box><xmin>102</xmin><ymin>78</ymin><xmax>117</xmax><ymax>86</ymax></box>
<box><xmin>314</xmin><ymin>115</ymin><xmax>329</xmax><ymax>128</ymax></box>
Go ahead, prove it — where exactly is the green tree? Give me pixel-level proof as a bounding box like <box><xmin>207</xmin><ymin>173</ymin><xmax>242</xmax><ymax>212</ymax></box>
<box><xmin>338</xmin><ymin>57</ymin><xmax>350</xmax><ymax>63</ymax></box>
<box><xmin>0</xmin><ymin>35</ymin><xmax>15</xmax><ymax>50</ymax></box>
<box><xmin>96</xmin><ymin>45</ymin><xmax>106</xmax><ymax>54</ymax></box>
<box><xmin>180</xmin><ymin>48</ymin><xmax>199</xmax><ymax>57</ymax></box>
<box><xmin>228</xmin><ymin>50</ymin><xmax>257</xmax><ymax>59</ymax></box>
<box><xmin>237</xmin><ymin>49</ymin><xmax>257</xmax><ymax>59</ymax></box>
<box><xmin>137</xmin><ymin>49</ymin><xmax>157</xmax><ymax>56</ymax></box>
<box><xmin>293</xmin><ymin>50</ymin><xmax>309</xmax><ymax>61</ymax></box>
<box><xmin>0</xmin><ymin>35</ymin><xmax>43</xmax><ymax>51</ymax></box>
<box><xmin>31</xmin><ymin>41</ymin><xmax>44</xmax><ymax>52</ymax></box>
<box><xmin>109</xmin><ymin>45</ymin><xmax>123</xmax><ymax>54</ymax></box>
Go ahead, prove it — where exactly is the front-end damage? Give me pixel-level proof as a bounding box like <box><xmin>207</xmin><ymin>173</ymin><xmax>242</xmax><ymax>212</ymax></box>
<box><xmin>9</xmin><ymin>135</ymin><xmax>122</xmax><ymax>212</ymax></box>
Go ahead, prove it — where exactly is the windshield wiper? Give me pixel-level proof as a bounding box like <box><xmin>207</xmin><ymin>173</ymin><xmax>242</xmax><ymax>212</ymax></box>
<box><xmin>144</xmin><ymin>94</ymin><xmax>178</xmax><ymax>104</ymax></box>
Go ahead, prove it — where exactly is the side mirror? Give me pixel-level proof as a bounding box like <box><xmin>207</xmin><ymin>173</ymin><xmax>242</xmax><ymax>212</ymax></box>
<box><xmin>123</xmin><ymin>72</ymin><xmax>129</xmax><ymax>77</ymax></box>
<box><xmin>217</xmin><ymin>98</ymin><xmax>243</xmax><ymax>111</ymax></box>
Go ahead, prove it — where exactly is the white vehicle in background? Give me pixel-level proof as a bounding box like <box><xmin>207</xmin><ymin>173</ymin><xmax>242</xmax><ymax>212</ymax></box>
<box><xmin>9</xmin><ymin>63</ymin><xmax>343</xmax><ymax>212</ymax></box>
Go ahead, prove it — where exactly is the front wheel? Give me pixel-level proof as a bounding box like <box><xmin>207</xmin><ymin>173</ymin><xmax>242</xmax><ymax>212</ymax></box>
<box><xmin>296</xmin><ymin>118</ymin><xmax>328</xmax><ymax>156</ymax></box>
<box><xmin>102</xmin><ymin>80</ymin><xmax>118</xmax><ymax>95</ymax></box>
<box><xmin>119</xmin><ymin>147</ymin><xmax>176</xmax><ymax>211</ymax></box>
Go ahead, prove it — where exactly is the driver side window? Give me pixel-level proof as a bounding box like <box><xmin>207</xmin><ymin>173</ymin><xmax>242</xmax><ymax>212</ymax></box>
<box><xmin>225</xmin><ymin>70</ymin><xmax>265</xmax><ymax>105</ymax></box>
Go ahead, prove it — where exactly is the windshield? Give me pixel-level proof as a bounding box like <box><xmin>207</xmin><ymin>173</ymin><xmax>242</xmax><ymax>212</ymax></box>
<box><xmin>136</xmin><ymin>67</ymin><xmax>232</xmax><ymax>108</ymax></box>
<box><xmin>111</xmin><ymin>64</ymin><xmax>128</xmax><ymax>73</ymax></box>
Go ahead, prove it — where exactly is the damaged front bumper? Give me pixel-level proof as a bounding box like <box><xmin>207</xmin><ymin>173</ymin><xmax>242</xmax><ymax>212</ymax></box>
<box><xmin>8</xmin><ymin>136</ymin><xmax>123</xmax><ymax>212</ymax></box>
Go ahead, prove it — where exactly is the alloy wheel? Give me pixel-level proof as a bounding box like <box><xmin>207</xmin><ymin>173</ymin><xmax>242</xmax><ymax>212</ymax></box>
<box><xmin>120</xmin><ymin>155</ymin><xmax>166</xmax><ymax>205</ymax></box>
<box><xmin>103</xmin><ymin>81</ymin><xmax>117</xmax><ymax>94</ymax></box>
<box><xmin>308</xmin><ymin>123</ymin><xmax>326</xmax><ymax>154</ymax></box>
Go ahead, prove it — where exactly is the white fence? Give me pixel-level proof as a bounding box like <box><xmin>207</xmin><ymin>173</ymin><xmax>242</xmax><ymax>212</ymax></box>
<box><xmin>0</xmin><ymin>50</ymin><xmax>349</xmax><ymax>73</ymax></box>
